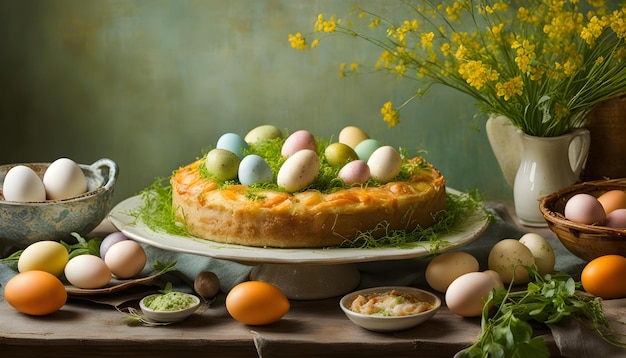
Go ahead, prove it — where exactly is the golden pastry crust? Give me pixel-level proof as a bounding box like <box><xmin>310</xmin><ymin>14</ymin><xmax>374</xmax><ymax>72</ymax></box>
<box><xmin>171</xmin><ymin>158</ymin><xmax>446</xmax><ymax>248</ymax></box>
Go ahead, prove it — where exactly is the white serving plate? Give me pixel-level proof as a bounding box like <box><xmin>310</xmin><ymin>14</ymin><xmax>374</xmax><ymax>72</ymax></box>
<box><xmin>108</xmin><ymin>189</ymin><xmax>489</xmax><ymax>265</ymax></box>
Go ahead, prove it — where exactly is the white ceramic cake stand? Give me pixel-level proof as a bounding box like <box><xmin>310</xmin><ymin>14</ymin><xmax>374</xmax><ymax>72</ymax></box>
<box><xmin>108</xmin><ymin>192</ymin><xmax>489</xmax><ymax>300</ymax></box>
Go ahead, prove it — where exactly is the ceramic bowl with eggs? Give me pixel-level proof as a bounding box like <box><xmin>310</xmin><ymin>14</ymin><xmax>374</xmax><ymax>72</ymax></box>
<box><xmin>540</xmin><ymin>178</ymin><xmax>626</xmax><ymax>262</ymax></box>
<box><xmin>0</xmin><ymin>158</ymin><xmax>118</xmax><ymax>248</ymax></box>
<box><xmin>340</xmin><ymin>286</ymin><xmax>441</xmax><ymax>332</ymax></box>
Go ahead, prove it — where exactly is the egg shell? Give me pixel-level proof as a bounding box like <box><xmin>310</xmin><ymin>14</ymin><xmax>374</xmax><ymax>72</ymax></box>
<box><xmin>367</xmin><ymin>146</ymin><xmax>402</xmax><ymax>184</ymax></box>
<box><xmin>2</xmin><ymin>165</ymin><xmax>46</xmax><ymax>202</ymax></box>
<box><xmin>354</xmin><ymin>139</ymin><xmax>381</xmax><ymax>161</ymax></box>
<box><xmin>324</xmin><ymin>142</ymin><xmax>358</xmax><ymax>167</ymax></box>
<box><xmin>245</xmin><ymin>124</ymin><xmax>282</xmax><ymax>143</ymax></box>
<box><xmin>445</xmin><ymin>271</ymin><xmax>502</xmax><ymax>317</ymax></box>
<box><xmin>18</xmin><ymin>240</ymin><xmax>69</xmax><ymax>277</ymax></box>
<box><xmin>4</xmin><ymin>270</ymin><xmax>67</xmax><ymax>316</ymax></box>
<box><xmin>605</xmin><ymin>208</ymin><xmax>626</xmax><ymax>228</ymax></box>
<box><xmin>338</xmin><ymin>126</ymin><xmax>369</xmax><ymax>149</ymax></box>
<box><xmin>581</xmin><ymin>255</ymin><xmax>626</xmax><ymax>299</ymax></box>
<box><xmin>337</xmin><ymin>160</ymin><xmax>371</xmax><ymax>185</ymax></box>
<box><xmin>225</xmin><ymin>281</ymin><xmax>290</xmax><ymax>325</ymax></box>
<box><xmin>425</xmin><ymin>251</ymin><xmax>479</xmax><ymax>293</ymax></box>
<box><xmin>104</xmin><ymin>240</ymin><xmax>147</xmax><ymax>279</ymax></box>
<box><xmin>216</xmin><ymin>133</ymin><xmax>249</xmax><ymax>159</ymax></box>
<box><xmin>488</xmin><ymin>239</ymin><xmax>534</xmax><ymax>285</ymax></box>
<box><xmin>597</xmin><ymin>190</ymin><xmax>626</xmax><ymax>215</ymax></box>
<box><xmin>483</xmin><ymin>270</ymin><xmax>504</xmax><ymax>287</ymax></box>
<box><xmin>276</xmin><ymin>149</ymin><xmax>320</xmax><ymax>192</ymax></box>
<box><xmin>100</xmin><ymin>232</ymin><xmax>130</xmax><ymax>260</ymax></box>
<box><xmin>43</xmin><ymin>158</ymin><xmax>88</xmax><ymax>200</ymax></box>
<box><xmin>281</xmin><ymin>130</ymin><xmax>316</xmax><ymax>158</ymax></box>
<box><xmin>238</xmin><ymin>154</ymin><xmax>273</xmax><ymax>186</ymax></box>
<box><xmin>518</xmin><ymin>233</ymin><xmax>555</xmax><ymax>275</ymax></box>
<box><xmin>564</xmin><ymin>193</ymin><xmax>606</xmax><ymax>225</ymax></box>
<box><xmin>64</xmin><ymin>255</ymin><xmax>112</xmax><ymax>289</ymax></box>
<box><xmin>205</xmin><ymin>148</ymin><xmax>241</xmax><ymax>181</ymax></box>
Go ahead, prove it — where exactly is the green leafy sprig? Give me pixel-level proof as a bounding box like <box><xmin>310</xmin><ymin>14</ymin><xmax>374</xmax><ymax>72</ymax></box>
<box><xmin>462</xmin><ymin>266</ymin><xmax>625</xmax><ymax>357</ymax></box>
<box><xmin>61</xmin><ymin>232</ymin><xmax>102</xmax><ymax>260</ymax></box>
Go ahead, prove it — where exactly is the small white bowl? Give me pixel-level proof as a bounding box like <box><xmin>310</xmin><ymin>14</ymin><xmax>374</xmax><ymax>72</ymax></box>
<box><xmin>340</xmin><ymin>286</ymin><xmax>441</xmax><ymax>332</ymax></box>
<box><xmin>139</xmin><ymin>293</ymin><xmax>201</xmax><ymax>323</ymax></box>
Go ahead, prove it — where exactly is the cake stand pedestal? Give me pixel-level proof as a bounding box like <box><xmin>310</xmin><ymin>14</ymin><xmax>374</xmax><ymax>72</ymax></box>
<box><xmin>108</xmin><ymin>193</ymin><xmax>488</xmax><ymax>301</ymax></box>
<box><xmin>250</xmin><ymin>263</ymin><xmax>361</xmax><ymax>300</ymax></box>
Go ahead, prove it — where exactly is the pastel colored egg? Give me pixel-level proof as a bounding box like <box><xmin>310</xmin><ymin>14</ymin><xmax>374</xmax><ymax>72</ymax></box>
<box><xmin>354</xmin><ymin>139</ymin><xmax>381</xmax><ymax>162</ymax></box>
<box><xmin>216</xmin><ymin>133</ymin><xmax>249</xmax><ymax>159</ymax></box>
<box><xmin>245</xmin><ymin>125</ymin><xmax>283</xmax><ymax>144</ymax></box>
<box><xmin>281</xmin><ymin>130</ymin><xmax>316</xmax><ymax>158</ymax></box>
<box><xmin>338</xmin><ymin>126</ymin><xmax>369</xmax><ymax>149</ymax></box>
<box><xmin>277</xmin><ymin>149</ymin><xmax>320</xmax><ymax>192</ymax></box>
<box><xmin>337</xmin><ymin>160</ymin><xmax>370</xmax><ymax>185</ymax></box>
<box><xmin>324</xmin><ymin>143</ymin><xmax>358</xmax><ymax>167</ymax></box>
<box><xmin>238</xmin><ymin>155</ymin><xmax>273</xmax><ymax>186</ymax></box>
<box><xmin>205</xmin><ymin>149</ymin><xmax>241</xmax><ymax>181</ymax></box>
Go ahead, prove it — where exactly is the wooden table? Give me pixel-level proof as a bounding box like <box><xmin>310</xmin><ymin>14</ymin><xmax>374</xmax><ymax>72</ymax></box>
<box><xmin>0</xmin><ymin>204</ymin><xmax>613</xmax><ymax>357</ymax></box>
<box><xmin>0</xmin><ymin>286</ymin><xmax>562</xmax><ymax>358</ymax></box>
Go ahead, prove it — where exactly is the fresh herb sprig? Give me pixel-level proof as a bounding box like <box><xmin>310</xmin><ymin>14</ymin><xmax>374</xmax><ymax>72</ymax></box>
<box><xmin>61</xmin><ymin>232</ymin><xmax>102</xmax><ymax>260</ymax></box>
<box><xmin>1</xmin><ymin>232</ymin><xmax>102</xmax><ymax>264</ymax></box>
<box><xmin>462</xmin><ymin>266</ymin><xmax>625</xmax><ymax>357</ymax></box>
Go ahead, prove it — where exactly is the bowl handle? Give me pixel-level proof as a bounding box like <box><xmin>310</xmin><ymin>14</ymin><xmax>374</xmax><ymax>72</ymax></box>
<box><xmin>90</xmin><ymin>158</ymin><xmax>119</xmax><ymax>190</ymax></box>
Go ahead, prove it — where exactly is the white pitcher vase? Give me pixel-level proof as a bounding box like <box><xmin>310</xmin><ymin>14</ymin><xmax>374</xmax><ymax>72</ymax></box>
<box><xmin>486</xmin><ymin>116</ymin><xmax>590</xmax><ymax>227</ymax></box>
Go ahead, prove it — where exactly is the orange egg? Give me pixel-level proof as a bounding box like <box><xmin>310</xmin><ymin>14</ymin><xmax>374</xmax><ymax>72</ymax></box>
<box><xmin>225</xmin><ymin>281</ymin><xmax>290</xmax><ymax>325</ymax></box>
<box><xmin>4</xmin><ymin>270</ymin><xmax>67</xmax><ymax>315</ymax></box>
<box><xmin>581</xmin><ymin>255</ymin><xmax>626</xmax><ymax>299</ymax></box>
<box><xmin>597</xmin><ymin>190</ymin><xmax>626</xmax><ymax>215</ymax></box>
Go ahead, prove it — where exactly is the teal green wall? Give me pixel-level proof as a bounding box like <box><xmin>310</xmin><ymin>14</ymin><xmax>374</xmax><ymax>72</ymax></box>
<box><xmin>0</xmin><ymin>0</ymin><xmax>512</xmax><ymax>205</ymax></box>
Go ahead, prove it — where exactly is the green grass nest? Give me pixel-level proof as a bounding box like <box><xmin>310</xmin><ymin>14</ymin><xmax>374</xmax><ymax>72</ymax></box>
<box><xmin>131</xmin><ymin>135</ymin><xmax>492</xmax><ymax>250</ymax></box>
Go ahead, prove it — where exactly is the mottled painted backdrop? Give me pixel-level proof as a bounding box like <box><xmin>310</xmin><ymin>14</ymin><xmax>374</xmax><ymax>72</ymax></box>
<box><xmin>0</xmin><ymin>0</ymin><xmax>511</xmax><ymax>205</ymax></box>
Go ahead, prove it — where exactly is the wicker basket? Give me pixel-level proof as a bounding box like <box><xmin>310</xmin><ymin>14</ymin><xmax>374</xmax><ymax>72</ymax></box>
<box><xmin>539</xmin><ymin>178</ymin><xmax>626</xmax><ymax>262</ymax></box>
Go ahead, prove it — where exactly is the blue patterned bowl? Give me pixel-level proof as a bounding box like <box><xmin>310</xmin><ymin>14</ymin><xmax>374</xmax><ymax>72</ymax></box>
<box><xmin>0</xmin><ymin>158</ymin><xmax>118</xmax><ymax>248</ymax></box>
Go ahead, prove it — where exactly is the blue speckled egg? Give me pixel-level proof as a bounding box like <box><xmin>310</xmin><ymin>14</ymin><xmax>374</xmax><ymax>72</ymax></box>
<box><xmin>238</xmin><ymin>154</ymin><xmax>273</xmax><ymax>186</ymax></box>
<box><xmin>216</xmin><ymin>133</ymin><xmax>249</xmax><ymax>159</ymax></box>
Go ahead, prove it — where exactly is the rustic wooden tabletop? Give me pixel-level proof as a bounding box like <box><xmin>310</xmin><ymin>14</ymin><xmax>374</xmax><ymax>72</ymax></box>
<box><xmin>0</xmin><ymin>203</ymin><xmax>623</xmax><ymax>358</ymax></box>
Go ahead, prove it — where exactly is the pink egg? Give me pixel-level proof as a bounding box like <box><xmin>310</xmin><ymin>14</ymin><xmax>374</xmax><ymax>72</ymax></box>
<box><xmin>564</xmin><ymin>193</ymin><xmax>606</xmax><ymax>225</ymax></box>
<box><xmin>281</xmin><ymin>130</ymin><xmax>316</xmax><ymax>158</ymax></box>
<box><xmin>605</xmin><ymin>208</ymin><xmax>626</xmax><ymax>228</ymax></box>
<box><xmin>338</xmin><ymin>160</ymin><xmax>370</xmax><ymax>185</ymax></box>
<box><xmin>104</xmin><ymin>240</ymin><xmax>147</xmax><ymax>279</ymax></box>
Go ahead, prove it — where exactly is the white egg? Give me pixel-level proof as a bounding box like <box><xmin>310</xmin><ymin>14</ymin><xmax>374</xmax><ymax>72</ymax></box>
<box><xmin>367</xmin><ymin>146</ymin><xmax>402</xmax><ymax>183</ymax></box>
<box><xmin>488</xmin><ymin>239</ymin><xmax>535</xmax><ymax>285</ymax></box>
<box><xmin>64</xmin><ymin>254</ymin><xmax>112</xmax><ymax>289</ymax></box>
<box><xmin>104</xmin><ymin>240</ymin><xmax>147</xmax><ymax>279</ymax></box>
<box><xmin>276</xmin><ymin>149</ymin><xmax>320</xmax><ymax>192</ymax></box>
<box><xmin>2</xmin><ymin>165</ymin><xmax>46</xmax><ymax>202</ymax></box>
<box><xmin>425</xmin><ymin>251</ymin><xmax>479</xmax><ymax>293</ymax></box>
<box><xmin>445</xmin><ymin>271</ymin><xmax>503</xmax><ymax>317</ymax></box>
<box><xmin>43</xmin><ymin>158</ymin><xmax>87</xmax><ymax>200</ymax></box>
<box><xmin>519</xmin><ymin>233</ymin><xmax>555</xmax><ymax>275</ymax></box>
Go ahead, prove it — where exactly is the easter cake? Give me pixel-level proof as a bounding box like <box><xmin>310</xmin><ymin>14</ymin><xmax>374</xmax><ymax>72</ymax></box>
<box><xmin>171</xmin><ymin>125</ymin><xmax>447</xmax><ymax>248</ymax></box>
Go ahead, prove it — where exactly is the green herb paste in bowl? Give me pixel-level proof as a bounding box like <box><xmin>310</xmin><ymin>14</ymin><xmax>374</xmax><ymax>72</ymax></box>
<box><xmin>140</xmin><ymin>291</ymin><xmax>200</xmax><ymax>323</ymax></box>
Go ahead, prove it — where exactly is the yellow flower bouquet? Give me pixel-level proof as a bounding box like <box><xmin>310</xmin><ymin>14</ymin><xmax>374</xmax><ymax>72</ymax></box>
<box><xmin>289</xmin><ymin>0</ymin><xmax>626</xmax><ymax>137</ymax></box>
